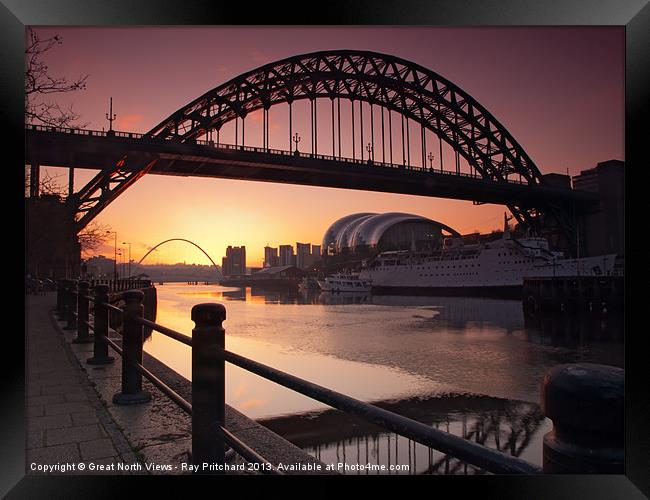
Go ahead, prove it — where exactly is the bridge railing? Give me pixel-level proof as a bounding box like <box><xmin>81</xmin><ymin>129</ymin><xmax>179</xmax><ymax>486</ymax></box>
<box><xmin>56</xmin><ymin>279</ymin><xmax>623</xmax><ymax>475</ymax></box>
<box><xmin>56</xmin><ymin>280</ymin><xmax>553</xmax><ymax>475</ymax></box>
<box><xmin>26</xmin><ymin>124</ymin><xmax>527</xmax><ymax>185</ymax></box>
<box><xmin>26</xmin><ymin>124</ymin><xmax>147</xmax><ymax>140</ymax></box>
<box><xmin>55</xmin><ymin>278</ymin><xmax>152</xmax><ymax>339</ymax></box>
<box><xmin>86</xmin><ymin>277</ymin><xmax>152</xmax><ymax>292</ymax></box>
<box><xmin>71</xmin><ymin>281</ymin><xmax>283</xmax><ymax>474</ymax></box>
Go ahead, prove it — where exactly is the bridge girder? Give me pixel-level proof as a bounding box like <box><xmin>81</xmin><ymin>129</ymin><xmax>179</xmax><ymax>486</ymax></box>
<box><xmin>68</xmin><ymin>50</ymin><xmax>575</xmax><ymax>249</ymax></box>
<box><xmin>148</xmin><ymin>52</ymin><xmax>541</xmax><ymax>186</ymax></box>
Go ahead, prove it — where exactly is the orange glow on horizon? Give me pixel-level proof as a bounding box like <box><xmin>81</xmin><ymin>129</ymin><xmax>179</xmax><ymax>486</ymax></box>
<box><xmin>61</xmin><ymin>165</ymin><xmax>518</xmax><ymax>268</ymax></box>
<box><xmin>32</xmin><ymin>27</ymin><xmax>622</xmax><ymax>267</ymax></box>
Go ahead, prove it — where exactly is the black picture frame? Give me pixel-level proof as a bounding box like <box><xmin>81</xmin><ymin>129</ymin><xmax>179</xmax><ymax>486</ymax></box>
<box><xmin>5</xmin><ymin>1</ymin><xmax>648</xmax><ymax>498</ymax></box>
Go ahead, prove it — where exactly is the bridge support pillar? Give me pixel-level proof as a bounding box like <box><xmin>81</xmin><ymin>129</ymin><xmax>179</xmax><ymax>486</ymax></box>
<box><xmin>68</xmin><ymin>167</ymin><xmax>75</xmax><ymax>198</ymax></box>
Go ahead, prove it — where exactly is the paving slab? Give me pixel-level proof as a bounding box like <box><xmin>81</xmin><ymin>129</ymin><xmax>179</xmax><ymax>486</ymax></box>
<box><xmin>25</xmin><ymin>293</ymin><xmax>141</xmax><ymax>475</ymax></box>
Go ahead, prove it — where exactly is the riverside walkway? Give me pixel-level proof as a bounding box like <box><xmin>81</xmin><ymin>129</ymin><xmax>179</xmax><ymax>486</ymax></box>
<box><xmin>26</xmin><ymin>292</ymin><xmax>139</xmax><ymax>474</ymax></box>
<box><xmin>23</xmin><ymin>281</ymin><xmax>626</xmax><ymax>478</ymax></box>
<box><xmin>25</xmin><ymin>289</ymin><xmax>329</xmax><ymax>476</ymax></box>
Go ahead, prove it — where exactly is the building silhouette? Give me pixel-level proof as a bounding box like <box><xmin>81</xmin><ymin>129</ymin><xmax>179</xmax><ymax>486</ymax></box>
<box><xmin>26</xmin><ymin>194</ymin><xmax>81</xmax><ymax>279</ymax></box>
<box><xmin>264</xmin><ymin>246</ymin><xmax>279</xmax><ymax>268</ymax></box>
<box><xmin>296</xmin><ymin>242</ymin><xmax>312</xmax><ymax>269</ymax></box>
<box><xmin>222</xmin><ymin>245</ymin><xmax>246</xmax><ymax>277</ymax></box>
<box><xmin>322</xmin><ymin>212</ymin><xmax>458</xmax><ymax>256</ymax></box>
<box><xmin>572</xmin><ymin>160</ymin><xmax>624</xmax><ymax>257</ymax></box>
<box><xmin>279</xmin><ymin>245</ymin><xmax>295</xmax><ymax>267</ymax></box>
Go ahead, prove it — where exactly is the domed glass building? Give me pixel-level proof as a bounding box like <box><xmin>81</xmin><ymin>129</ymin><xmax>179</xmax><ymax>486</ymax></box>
<box><xmin>322</xmin><ymin>212</ymin><xmax>459</xmax><ymax>256</ymax></box>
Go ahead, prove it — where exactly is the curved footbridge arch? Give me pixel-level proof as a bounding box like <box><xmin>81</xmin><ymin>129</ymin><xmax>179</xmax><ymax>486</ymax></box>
<box><xmin>137</xmin><ymin>238</ymin><xmax>224</xmax><ymax>282</ymax></box>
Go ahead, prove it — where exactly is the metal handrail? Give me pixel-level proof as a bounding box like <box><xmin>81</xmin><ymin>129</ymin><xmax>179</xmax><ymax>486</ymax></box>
<box><xmin>220</xmin><ymin>349</ymin><xmax>540</xmax><ymax>474</ymax></box>
<box><xmin>105</xmin><ymin>303</ymin><xmax>123</xmax><ymax>314</ymax></box>
<box><xmin>93</xmin><ymin>297</ymin><xmax>539</xmax><ymax>474</ymax></box>
<box><xmin>104</xmin><ymin>336</ymin><xmax>123</xmax><ymax>355</ymax></box>
<box><xmin>106</xmin><ymin>335</ymin><xmax>191</xmax><ymax>414</ymax></box>
<box><xmin>136</xmin><ymin>317</ymin><xmax>192</xmax><ymax>347</ymax></box>
<box><xmin>101</xmin><ymin>328</ymin><xmax>281</xmax><ymax>475</ymax></box>
<box><xmin>26</xmin><ymin>123</ymin><xmax>531</xmax><ymax>186</ymax></box>
<box><xmin>66</xmin><ymin>279</ymin><xmax>542</xmax><ymax>474</ymax></box>
<box><xmin>215</xmin><ymin>426</ymin><xmax>282</xmax><ymax>475</ymax></box>
<box><xmin>76</xmin><ymin>286</ymin><xmax>280</xmax><ymax>473</ymax></box>
<box><xmin>92</xmin><ymin>301</ymin><xmax>193</xmax><ymax>348</ymax></box>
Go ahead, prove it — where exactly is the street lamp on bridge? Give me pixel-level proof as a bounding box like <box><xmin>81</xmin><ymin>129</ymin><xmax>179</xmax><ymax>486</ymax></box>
<box><xmin>106</xmin><ymin>97</ymin><xmax>116</xmax><ymax>136</ymax></box>
<box><xmin>122</xmin><ymin>241</ymin><xmax>132</xmax><ymax>278</ymax></box>
<box><xmin>428</xmin><ymin>152</ymin><xmax>435</xmax><ymax>171</ymax></box>
<box><xmin>366</xmin><ymin>142</ymin><xmax>373</xmax><ymax>164</ymax></box>
<box><xmin>293</xmin><ymin>132</ymin><xmax>301</xmax><ymax>155</ymax></box>
<box><xmin>116</xmin><ymin>250</ymin><xmax>123</xmax><ymax>279</ymax></box>
<box><xmin>120</xmin><ymin>247</ymin><xmax>126</xmax><ymax>278</ymax></box>
<box><xmin>106</xmin><ymin>230</ymin><xmax>117</xmax><ymax>280</ymax></box>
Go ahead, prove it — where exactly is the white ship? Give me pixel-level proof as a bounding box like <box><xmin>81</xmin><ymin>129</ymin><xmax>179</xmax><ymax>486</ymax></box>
<box><xmin>359</xmin><ymin>215</ymin><xmax>619</xmax><ymax>293</ymax></box>
<box><xmin>317</xmin><ymin>273</ymin><xmax>372</xmax><ymax>292</ymax></box>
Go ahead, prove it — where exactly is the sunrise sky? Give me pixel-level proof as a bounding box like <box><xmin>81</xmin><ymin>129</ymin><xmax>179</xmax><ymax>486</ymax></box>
<box><xmin>30</xmin><ymin>26</ymin><xmax>624</xmax><ymax>267</ymax></box>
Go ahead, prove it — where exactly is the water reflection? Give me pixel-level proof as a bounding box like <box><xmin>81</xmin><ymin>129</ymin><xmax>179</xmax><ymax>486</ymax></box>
<box><xmin>524</xmin><ymin>311</ymin><xmax>624</xmax><ymax>346</ymax></box>
<box><xmin>316</xmin><ymin>291</ymin><xmax>372</xmax><ymax>305</ymax></box>
<box><xmin>260</xmin><ymin>393</ymin><xmax>548</xmax><ymax>473</ymax></box>
<box><xmin>144</xmin><ymin>283</ymin><xmax>622</xmax><ymax>434</ymax></box>
<box><xmin>202</xmin><ymin>287</ymin><xmax>530</xmax><ymax>331</ymax></box>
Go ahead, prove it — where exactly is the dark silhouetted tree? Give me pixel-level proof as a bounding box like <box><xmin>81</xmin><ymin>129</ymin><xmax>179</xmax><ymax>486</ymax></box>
<box><xmin>78</xmin><ymin>220</ymin><xmax>113</xmax><ymax>258</ymax></box>
<box><xmin>25</xmin><ymin>27</ymin><xmax>89</xmax><ymax>127</ymax></box>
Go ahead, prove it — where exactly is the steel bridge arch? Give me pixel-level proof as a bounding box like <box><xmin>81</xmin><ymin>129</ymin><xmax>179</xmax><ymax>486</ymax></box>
<box><xmin>143</xmin><ymin>50</ymin><xmax>547</xmax><ymax>224</ymax></box>
<box><xmin>74</xmin><ymin>50</ymin><xmax>570</xmax><ymax>242</ymax></box>
<box><xmin>137</xmin><ymin>238</ymin><xmax>223</xmax><ymax>281</ymax></box>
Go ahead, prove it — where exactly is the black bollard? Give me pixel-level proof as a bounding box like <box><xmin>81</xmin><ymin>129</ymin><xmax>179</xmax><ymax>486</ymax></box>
<box><xmin>73</xmin><ymin>281</ymin><xmax>93</xmax><ymax>343</ymax></box>
<box><xmin>59</xmin><ymin>279</ymin><xmax>71</xmax><ymax>321</ymax></box>
<box><xmin>56</xmin><ymin>279</ymin><xmax>65</xmax><ymax>318</ymax></box>
<box><xmin>64</xmin><ymin>280</ymin><xmax>78</xmax><ymax>330</ymax></box>
<box><xmin>87</xmin><ymin>284</ymin><xmax>115</xmax><ymax>365</ymax></box>
<box><xmin>113</xmin><ymin>290</ymin><xmax>151</xmax><ymax>405</ymax></box>
<box><xmin>541</xmin><ymin>363</ymin><xmax>624</xmax><ymax>473</ymax></box>
<box><xmin>191</xmin><ymin>303</ymin><xmax>227</xmax><ymax>474</ymax></box>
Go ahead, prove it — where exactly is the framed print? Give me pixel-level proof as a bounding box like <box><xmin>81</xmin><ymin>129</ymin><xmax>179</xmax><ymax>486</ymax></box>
<box><xmin>5</xmin><ymin>0</ymin><xmax>649</xmax><ymax>497</ymax></box>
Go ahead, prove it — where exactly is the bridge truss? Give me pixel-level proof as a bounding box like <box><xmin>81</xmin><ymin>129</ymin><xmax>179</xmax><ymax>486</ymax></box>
<box><xmin>68</xmin><ymin>50</ymin><xmax>576</xmax><ymax>249</ymax></box>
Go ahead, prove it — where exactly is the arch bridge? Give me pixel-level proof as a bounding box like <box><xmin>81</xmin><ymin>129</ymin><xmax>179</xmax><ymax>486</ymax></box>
<box><xmin>25</xmin><ymin>50</ymin><xmax>598</xmax><ymax>255</ymax></box>
<box><xmin>136</xmin><ymin>238</ymin><xmax>224</xmax><ymax>281</ymax></box>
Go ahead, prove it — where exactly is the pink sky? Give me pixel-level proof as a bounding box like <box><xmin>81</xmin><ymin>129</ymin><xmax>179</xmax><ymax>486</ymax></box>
<box><xmin>30</xmin><ymin>26</ymin><xmax>624</xmax><ymax>267</ymax></box>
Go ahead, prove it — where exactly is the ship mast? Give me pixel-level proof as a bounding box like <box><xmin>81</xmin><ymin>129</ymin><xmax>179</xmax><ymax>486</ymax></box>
<box><xmin>503</xmin><ymin>212</ymin><xmax>512</xmax><ymax>240</ymax></box>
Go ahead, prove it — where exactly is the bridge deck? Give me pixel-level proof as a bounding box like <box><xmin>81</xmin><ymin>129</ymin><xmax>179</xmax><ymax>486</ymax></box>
<box><xmin>26</xmin><ymin>127</ymin><xmax>598</xmax><ymax>208</ymax></box>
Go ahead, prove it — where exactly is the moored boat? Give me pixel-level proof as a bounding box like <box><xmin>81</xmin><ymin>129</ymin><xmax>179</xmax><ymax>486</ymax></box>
<box><xmin>359</xmin><ymin>215</ymin><xmax>619</xmax><ymax>293</ymax></box>
<box><xmin>317</xmin><ymin>273</ymin><xmax>372</xmax><ymax>292</ymax></box>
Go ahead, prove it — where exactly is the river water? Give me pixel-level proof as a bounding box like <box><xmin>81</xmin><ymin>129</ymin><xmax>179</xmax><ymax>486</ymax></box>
<box><xmin>142</xmin><ymin>283</ymin><xmax>623</xmax><ymax>474</ymax></box>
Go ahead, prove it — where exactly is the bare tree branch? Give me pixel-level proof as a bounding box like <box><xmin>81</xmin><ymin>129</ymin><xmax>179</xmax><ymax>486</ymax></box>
<box><xmin>78</xmin><ymin>220</ymin><xmax>112</xmax><ymax>257</ymax></box>
<box><xmin>38</xmin><ymin>171</ymin><xmax>66</xmax><ymax>196</ymax></box>
<box><xmin>25</xmin><ymin>169</ymin><xmax>67</xmax><ymax>198</ymax></box>
<box><xmin>25</xmin><ymin>27</ymin><xmax>89</xmax><ymax>128</ymax></box>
